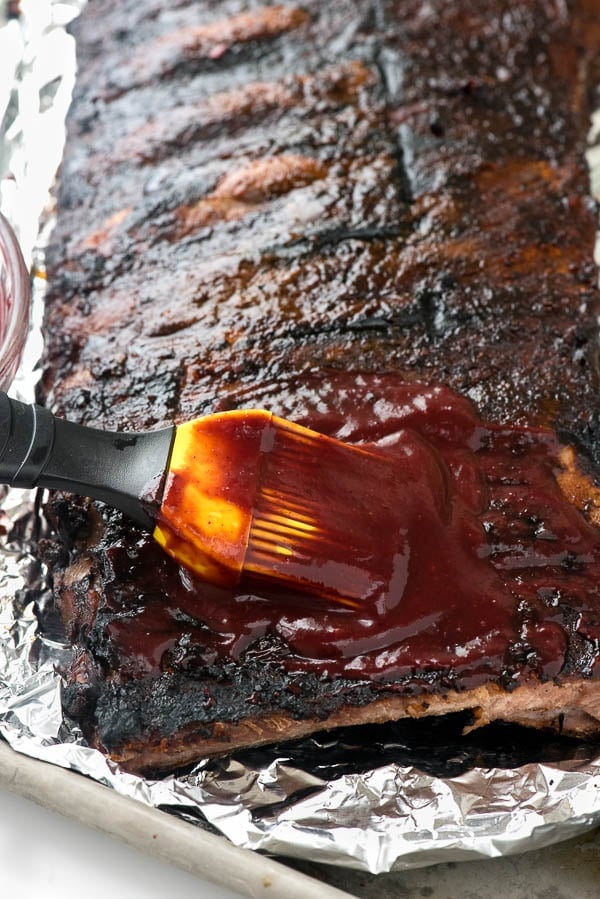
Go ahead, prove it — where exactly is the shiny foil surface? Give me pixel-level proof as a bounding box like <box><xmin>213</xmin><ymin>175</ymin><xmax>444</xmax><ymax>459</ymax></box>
<box><xmin>1</xmin><ymin>0</ymin><xmax>600</xmax><ymax>875</ymax></box>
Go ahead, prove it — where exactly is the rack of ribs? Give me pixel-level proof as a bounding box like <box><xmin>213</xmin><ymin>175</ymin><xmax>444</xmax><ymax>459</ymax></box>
<box><xmin>40</xmin><ymin>0</ymin><xmax>600</xmax><ymax>773</ymax></box>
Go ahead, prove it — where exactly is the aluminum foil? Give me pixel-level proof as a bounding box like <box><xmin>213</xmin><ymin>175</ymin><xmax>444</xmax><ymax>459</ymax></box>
<box><xmin>1</xmin><ymin>0</ymin><xmax>600</xmax><ymax>876</ymax></box>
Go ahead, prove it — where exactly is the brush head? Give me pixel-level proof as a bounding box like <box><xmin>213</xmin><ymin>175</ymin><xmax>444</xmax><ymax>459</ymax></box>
<box><xmin>153</xmin><ymin>409</ymin><xmax>449</xmax><ymax>609</ymax></box>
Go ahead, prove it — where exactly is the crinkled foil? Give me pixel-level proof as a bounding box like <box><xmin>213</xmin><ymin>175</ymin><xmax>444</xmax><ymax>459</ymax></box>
<box><xmin>2</xmin><ymin>0</ymin><xmax>600</xmax><ymax>876</ymax></box>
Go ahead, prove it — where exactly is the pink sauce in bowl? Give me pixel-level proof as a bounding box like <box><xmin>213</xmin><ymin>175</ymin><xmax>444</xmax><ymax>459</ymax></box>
<box><xmin>0</xmin><ymin>213</ymin><xmax>30</xmax><ymax>389</ymax></box>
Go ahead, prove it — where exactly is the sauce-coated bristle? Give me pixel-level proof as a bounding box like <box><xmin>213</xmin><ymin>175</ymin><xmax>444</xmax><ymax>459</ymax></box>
<box><xmin>155</xmin><ymin>409</ymin><xmax>448</xmax><ymax>609</ymax></box>
<box><xmin>243</xmin><ymin>417</ymin><xmax>409</xmax><ymax>607</ymax></box>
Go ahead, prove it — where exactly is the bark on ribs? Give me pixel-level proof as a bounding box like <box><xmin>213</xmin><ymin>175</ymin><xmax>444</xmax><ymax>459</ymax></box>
<box><xmin>41</xmin><ymin>0</ymin><xmax>600</xmax><ymax>773</ymax></box>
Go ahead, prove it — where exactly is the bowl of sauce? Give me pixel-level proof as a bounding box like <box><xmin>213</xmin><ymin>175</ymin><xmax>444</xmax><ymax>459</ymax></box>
<box><xmin>0</xmin><ymin>213</ymin><xmax>29</xmax><ymax>389</ymax></box>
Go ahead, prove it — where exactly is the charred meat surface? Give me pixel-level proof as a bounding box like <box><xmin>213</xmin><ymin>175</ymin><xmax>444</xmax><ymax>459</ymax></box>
<box><xmin>41</xmin><ymin>0</ymin><xmax>600</xmax><ymax>772</ymax></box>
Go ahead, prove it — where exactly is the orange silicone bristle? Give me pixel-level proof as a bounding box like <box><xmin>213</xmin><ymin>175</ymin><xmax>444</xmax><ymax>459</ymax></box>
<box><xmin>243</xmin><ymin>417</ymin><xmax>393</xmax><ymax>607</ymax></box>
<box><xmin>154</xmin><ymin>410</ymin><xmax>448</xmax><ymax>608</ymax></box>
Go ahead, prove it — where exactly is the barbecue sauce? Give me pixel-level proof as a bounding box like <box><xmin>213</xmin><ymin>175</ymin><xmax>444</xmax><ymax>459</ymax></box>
<box><xmin>104</xmin><ymin>375</ymin><xmax>600</xmax><ymax>687</ymax></box>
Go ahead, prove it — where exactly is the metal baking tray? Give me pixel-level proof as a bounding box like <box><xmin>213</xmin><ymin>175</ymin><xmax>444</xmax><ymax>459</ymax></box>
<box><xmin>0</xmin><ymin>738</ymin><xmax>355</xmax><ymax>899</ymax></box>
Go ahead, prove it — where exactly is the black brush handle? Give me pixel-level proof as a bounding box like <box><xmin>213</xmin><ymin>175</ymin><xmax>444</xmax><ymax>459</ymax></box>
<box><xmin>0</xmin><ymin>392</ymin><xmax>175</xmax><ymax>529</ymax></box>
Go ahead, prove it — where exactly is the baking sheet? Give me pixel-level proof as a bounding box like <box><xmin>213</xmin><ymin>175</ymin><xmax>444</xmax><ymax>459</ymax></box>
<box><xmin>0</xmin><ymin>739</ymin><xmax>353</xmax><ymax>899</ymax></box>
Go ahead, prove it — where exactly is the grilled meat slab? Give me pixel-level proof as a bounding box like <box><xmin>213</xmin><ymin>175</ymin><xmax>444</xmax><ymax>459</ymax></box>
<box><xmin>41</xmin><ymin>0</ymin><xmax>600</xmax><ymax>773</ymax></box>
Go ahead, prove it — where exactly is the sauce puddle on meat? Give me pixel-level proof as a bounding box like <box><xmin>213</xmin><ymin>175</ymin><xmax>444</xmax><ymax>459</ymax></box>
<box><xmin>103</xmin><ymin>374</ymin><xmax>600</xmax><ymax>690</ymax></box>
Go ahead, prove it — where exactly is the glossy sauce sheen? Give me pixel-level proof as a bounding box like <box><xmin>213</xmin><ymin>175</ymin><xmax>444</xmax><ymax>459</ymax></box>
<box><xmin>105</xmin><ymin>377</ymin><xmax>600</xmax><ymax>686</ymax></box>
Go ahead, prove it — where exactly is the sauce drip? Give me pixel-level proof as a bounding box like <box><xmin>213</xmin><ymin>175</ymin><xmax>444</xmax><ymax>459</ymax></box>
<box><xmin>102</xmin><ymin>375</ymin><xmax>600</xmax><ymax>687</ymax></box>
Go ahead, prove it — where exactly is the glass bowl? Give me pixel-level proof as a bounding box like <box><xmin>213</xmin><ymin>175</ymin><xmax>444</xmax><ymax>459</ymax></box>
<box><xmin>0</xmin><ymin>213</ymin><xmax>30</xmax><ymax>389</ymax></box>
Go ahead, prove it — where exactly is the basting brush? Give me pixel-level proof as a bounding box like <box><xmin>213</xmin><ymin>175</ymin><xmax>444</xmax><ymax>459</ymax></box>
<box><xmin>0</xmin><ymin>392</ymin><xmax>442</xmax><ymax>608</ymax></box>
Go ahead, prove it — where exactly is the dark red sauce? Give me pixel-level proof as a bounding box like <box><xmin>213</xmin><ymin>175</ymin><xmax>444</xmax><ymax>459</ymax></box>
<box><xmin>103</xmin><ymin>375</ymin><xmax>600</xmax><ymax>688</ymax></box>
